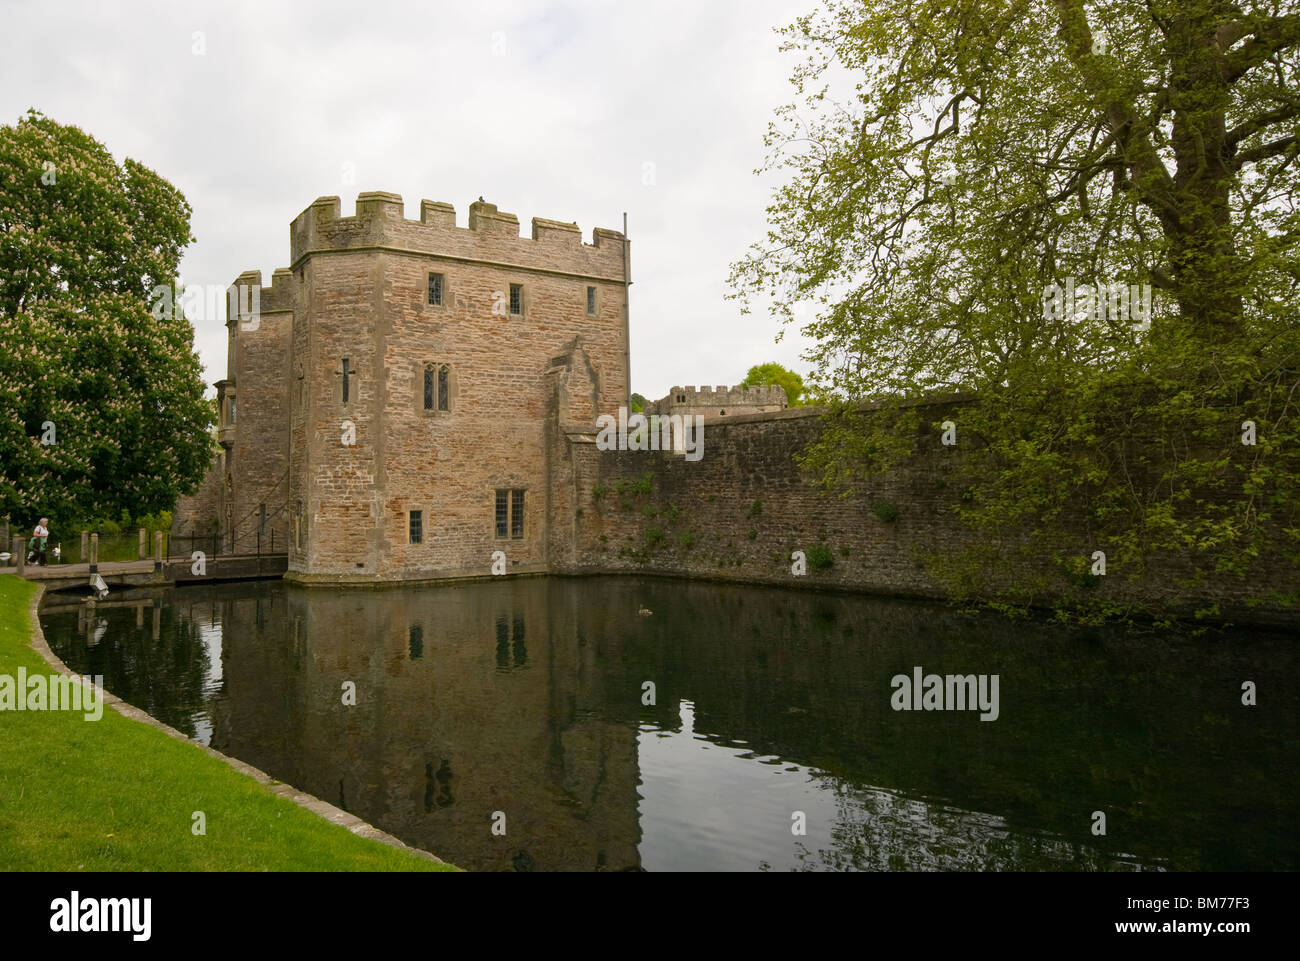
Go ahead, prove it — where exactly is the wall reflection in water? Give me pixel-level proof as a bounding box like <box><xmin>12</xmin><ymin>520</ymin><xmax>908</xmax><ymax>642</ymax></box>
<box><xmin>40</xmin><ymin>578</ymin><xmax>1299</xmax><ymax>872</ymax></box>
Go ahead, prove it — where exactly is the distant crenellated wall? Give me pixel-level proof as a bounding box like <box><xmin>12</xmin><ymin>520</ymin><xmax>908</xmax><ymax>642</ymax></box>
<box><xmin>648</xmin><ymin>384</ymin><xmax>787</xmax><ymax>419</ymax></box>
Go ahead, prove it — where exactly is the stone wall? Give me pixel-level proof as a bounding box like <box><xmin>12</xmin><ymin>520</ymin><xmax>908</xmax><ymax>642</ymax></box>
<box><xmin>552</xmin><ymin>399</ymin><xmax>1296</xmax><ymax>627</ymax></box>
<box><xmin>225</xmin><ymin>269</ymin><xmax>292</xmax><ymax>553</ymax></box>
<box><xmin>170</xmin><ymin>451</ymin><xmax>223</xmax><ymax>537</ymax></box>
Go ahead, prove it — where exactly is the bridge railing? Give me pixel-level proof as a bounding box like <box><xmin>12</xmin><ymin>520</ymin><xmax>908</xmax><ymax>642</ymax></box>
<box><xmin>0</xmin><ymin>526</ymin><xmax>287</xmax><ymax>568</ymax></box>
<box><xmin>165</xmin><ymin>533</ymin><xmax>223</xmax><ymax>560</ymax></box>
<box><xmin>168</xmin><ymin>527</ymin><xmax>284</xmax><ymax>558</ymax></box>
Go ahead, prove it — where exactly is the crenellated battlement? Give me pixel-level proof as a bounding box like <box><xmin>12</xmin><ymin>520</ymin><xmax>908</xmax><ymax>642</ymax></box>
<box><xmin>288</xmin><ymin>191</ymin><xmax>628</xmax><ymax>281</ymax></box>
<box><xmin>650</xmin><ymin>384</ymin><xmax>789</xmax><ymax>413</ymax></box>
<box><xmin>225</xmin><ymin>267</ymin><xmax>293</xmax><ymax>322</ymax></box>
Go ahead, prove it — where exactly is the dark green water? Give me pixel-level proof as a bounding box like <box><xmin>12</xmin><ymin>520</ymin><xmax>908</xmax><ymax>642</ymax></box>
<box><xmin>38</xmin><ymin>577</ymin><xmax>1298</xmax><ymax>871</ymax></box>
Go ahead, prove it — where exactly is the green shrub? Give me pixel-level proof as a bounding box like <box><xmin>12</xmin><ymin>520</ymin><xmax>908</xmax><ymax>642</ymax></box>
<box><xmin>873</xmin><ymin>501</ymin><xmax>900</xmax><ymax>522</ymax></box>
<box><xmin>135</xmin><ymin>510</ymin><xmax>173</xmax><ymax>533</ymax></box>
<box><xmin>807</xmin><ymin>545</ymin><xmax>834</xmax><ymax>571</ymax></box>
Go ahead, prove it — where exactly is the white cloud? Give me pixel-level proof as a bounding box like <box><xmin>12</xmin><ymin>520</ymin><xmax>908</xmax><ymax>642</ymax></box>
<box><xmin>0</xmin><ymin>0</ymin><xmax>819</xmax><ymax>402</ymax></box>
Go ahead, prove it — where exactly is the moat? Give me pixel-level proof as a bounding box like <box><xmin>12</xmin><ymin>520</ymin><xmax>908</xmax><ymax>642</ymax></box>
<box><xmin>39</xmin><ymin>577</ymin><xmax>1299</xmax><ymax>871</ymax></box>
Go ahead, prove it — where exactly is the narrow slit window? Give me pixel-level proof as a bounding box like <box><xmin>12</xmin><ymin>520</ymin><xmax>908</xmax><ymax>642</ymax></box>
<box><xmin>438</xmin><ymin>366</ymin><xmax>449</xmax><ymax>411</ymax></box>
<box><xmin>428</xmin><ymin>273</ymin><xmax>444</xmax><ymax>306</ymax></box>
<box><xmin>509</xmin><ymin>284</ymin><xmax>522</xmax><ymax>315</ymax></box>
<box><xmin>342</xmin><ymin>358</ymin><xmax>351</xmax><ymax>404</ymax></box>
<box><xmin>409</xmin><ymin>510</ymin><xmax>423</xmax><ymax>544</ymax></box>
<box><xmin>586</xmin><ymin>286</ymin><xmax>596</xmax><ymax>314</ymax></box>
<box><xmin>511</xmin><ymin>489</ymin><xmax>524</xmax><ymax>538</ymax></box>
<box><xmin>423</xmin><ymin>367</ymin><xmax>434</xmax><ymax>410</ymax></box>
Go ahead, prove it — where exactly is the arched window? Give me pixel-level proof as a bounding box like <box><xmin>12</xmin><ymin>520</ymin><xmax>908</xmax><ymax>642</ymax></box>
<box><xmin>423</xmin><ymin>365</ymin><xmax>452</xmax><ymax>412</ymax></box>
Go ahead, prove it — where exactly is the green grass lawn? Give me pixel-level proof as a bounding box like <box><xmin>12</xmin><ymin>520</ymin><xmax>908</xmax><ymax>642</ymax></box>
<box><xmin>0</xmin><ymin>574</ymin><xmax>455</xmax><ymax>871</ymax></box>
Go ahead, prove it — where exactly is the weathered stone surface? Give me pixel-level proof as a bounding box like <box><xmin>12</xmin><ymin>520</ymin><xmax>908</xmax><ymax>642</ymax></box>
<box><xmin>181</xmin><ymin>193</ymin><xmax>630</xmax><ymax>581</ymax></box>
<box><xmin>552</xmin><ymin>397</ymin><xmax>1295</xmax><ymax>626</ymax></box>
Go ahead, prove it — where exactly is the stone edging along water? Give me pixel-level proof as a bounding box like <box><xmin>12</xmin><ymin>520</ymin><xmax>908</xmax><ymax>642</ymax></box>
<box><xmin>24</xmin><ymin>583</ymin><xmax>451</xmax><ymax>869</ymax></box>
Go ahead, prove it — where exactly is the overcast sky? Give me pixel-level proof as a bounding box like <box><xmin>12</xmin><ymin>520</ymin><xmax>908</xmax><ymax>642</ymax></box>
<box><xmin>0</xmin><ymin>0</ymin><xmax>818</xmax><ymax>402</ymax></box>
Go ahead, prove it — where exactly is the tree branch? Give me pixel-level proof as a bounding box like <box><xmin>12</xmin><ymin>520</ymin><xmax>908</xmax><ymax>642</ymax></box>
<box><xmin>1226</xmin><ymin>102</ymin><xmax>1300</xmax><ymax>149</ymax></box>
<box><xmin>1232</xmin><ymin>132</ymin><xmax>1298</xmax><ymax>168</ymax></box>
<box><xmin>1053</xmin><ymin>0</ymin><xmax>1181</xmax><ymax>230</ymax></box>
<box><xmin>1222</xmin><ymin>12</ymin><xmax>1300</xmax><ymax>83</ymax></box>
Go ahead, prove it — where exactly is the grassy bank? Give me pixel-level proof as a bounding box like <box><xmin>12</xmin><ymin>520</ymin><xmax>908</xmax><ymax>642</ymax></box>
<box><xmin>0</xmin><ymin>575</ymin><xmax>454</xmax><ymax>871</ymax></box>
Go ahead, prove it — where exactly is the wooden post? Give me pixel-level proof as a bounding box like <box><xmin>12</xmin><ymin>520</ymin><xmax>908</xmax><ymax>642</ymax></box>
<box><xmin>80</xmin><ymin>530</ymin><xmax>88</xmax><ymax>563</ymax></box>
<box><xmin>88</xmin><ymin>533</ymin><xmax>98</xmax><ymax>573</ymax></box>
<box><xmin>153</xmin><ymin>531</ymin><xmax>164</xmax><ymax>573</ymax></box>
<box><xmin>13</xmin><ymin>535</ymin><xmax>24</xmax><ymax>575</ymax></box>
<box><xmin>138</xmin><ymin>528</ymin><xmax>147</xmax><ymax>560</ymax></box>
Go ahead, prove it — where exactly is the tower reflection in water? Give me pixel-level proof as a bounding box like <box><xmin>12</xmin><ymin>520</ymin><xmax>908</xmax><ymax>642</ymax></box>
<box><xmin>41</xmin><ymin>577</ymin><xmax>1299</xmax><ymax>872</ymax></box>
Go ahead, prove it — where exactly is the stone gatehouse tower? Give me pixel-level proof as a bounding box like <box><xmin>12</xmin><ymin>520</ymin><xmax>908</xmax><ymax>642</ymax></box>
<box><xmin>198</xmin><ymin>192</ymin><xmax>630</xmax><ymax>583</ymax></box>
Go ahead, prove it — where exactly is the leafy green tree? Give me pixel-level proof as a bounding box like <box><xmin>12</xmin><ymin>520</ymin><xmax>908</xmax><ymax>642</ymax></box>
<box><xmin>630</xmin><ymin>392</ymin><xmax>648</xmax><ymax>414</ymax></box>
<box><xmin>741</xmin><ymin>361</ymin><xmax>808</xmax><ymax>405</ymax></box>
<box><xmin>731</xmin><ymin>1</ymin><xmax>1300</xmax><ymax>617</ymax></box>
<box><xmin>0</xmin><ymin>110</ymin><xmax>214</xmax><ymax>526</ymax></box>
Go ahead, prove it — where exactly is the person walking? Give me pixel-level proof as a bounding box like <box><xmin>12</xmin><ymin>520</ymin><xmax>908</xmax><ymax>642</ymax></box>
<box><xmin>27</xmin><ymin>517</ymin><xmax>49</xmax><ymax>565</ymax></box>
